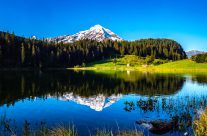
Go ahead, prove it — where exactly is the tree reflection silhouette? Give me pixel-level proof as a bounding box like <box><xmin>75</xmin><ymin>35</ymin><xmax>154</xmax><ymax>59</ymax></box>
<box><xmin>0</xmin><ymin>71</ymin><xmax>186</xmax><ymax>106</ymax></box>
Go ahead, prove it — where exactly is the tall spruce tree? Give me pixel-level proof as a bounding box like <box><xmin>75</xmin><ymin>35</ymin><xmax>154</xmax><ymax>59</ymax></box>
<box><xmin>21</xmin><ymin>43</ymin><xmax>25</xmax><ymax>65</ymax></box>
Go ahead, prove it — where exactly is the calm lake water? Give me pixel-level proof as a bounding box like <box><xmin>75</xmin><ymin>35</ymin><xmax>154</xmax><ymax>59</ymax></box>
<box><xmin>0</xmin><ymin>71</ymin><xmax>207</xmax><ymax>136</ymax></box>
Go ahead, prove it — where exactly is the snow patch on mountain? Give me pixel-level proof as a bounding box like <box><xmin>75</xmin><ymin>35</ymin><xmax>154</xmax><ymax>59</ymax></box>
<box><xmin>47</xmin><ymin>24</ymin><xmax>123</xmax><ymax>44</ymax></box>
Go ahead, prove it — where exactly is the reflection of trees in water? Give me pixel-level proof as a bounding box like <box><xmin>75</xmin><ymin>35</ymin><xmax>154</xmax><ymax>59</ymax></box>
<box><xmin>0</xmin><ymin>71</ymin><xmax>185</xmax><ymax>106</ymax></box>
<box><xmin>124</xmin><ymin>96</ymin><xmax>207</xmax><ymax>121</ymax></box>
<box><xmin>192</xmin><ymin>74</ymin><xmax>207</xmax><ymax>85</ymax></box>
<box><xmin>124</xmin><ymin>96</ymin><xmax>207</xmax><ymax>114</ymax></box>
<box><xmin>124</xmin><ymin>96</ymin><xmax>207</xmax><ymax>132</ymax></box>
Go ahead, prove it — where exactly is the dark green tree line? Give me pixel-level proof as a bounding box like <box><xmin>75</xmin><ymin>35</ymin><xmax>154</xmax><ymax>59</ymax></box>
<box><xmin>0</xmin><ymin>31</ymin><xmax>186</xmax><ymax>68</ymax></box>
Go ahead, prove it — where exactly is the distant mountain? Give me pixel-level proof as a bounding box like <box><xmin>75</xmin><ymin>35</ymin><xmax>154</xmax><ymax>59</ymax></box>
<box><xmin>54</xmin><ymin>93</ymin><xmax>123</xmax><ymax>111</ymax></box>
<box><xmin>47</xmin><ymin>24</ymin><xmax>123</xmax><ymax>44</ymax></box>
<box><xmin>186</xmin><ymin>50</ymin><xmax>205</xmax><ymax>58</ymax></box>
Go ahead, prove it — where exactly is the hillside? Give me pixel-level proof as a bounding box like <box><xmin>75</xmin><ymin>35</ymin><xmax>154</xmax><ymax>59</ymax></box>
<box><xmin>153</xmin><ymin>59</ymin><xmax>207</xmax><ymax>73</ymax></box>
<box><xmin>0</xmin><ymin>30</ymin><xmax>186</xmax><ymax>69</ymax></box>
<box><xmin>74</xmin><ymin>55</ymin><xmax>207</xmax><ymax>73</ymax></box>
<box><xmin>85</xmin><ymin>55</ymin><xmax>167</xmax><ymax>70</ymax></box>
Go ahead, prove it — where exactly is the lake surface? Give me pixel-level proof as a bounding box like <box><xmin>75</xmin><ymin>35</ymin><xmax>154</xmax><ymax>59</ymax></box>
<box><xmin>0</xmin><ymin>71</ymin><xmax>207</xmax><ymax>136</ymax></box>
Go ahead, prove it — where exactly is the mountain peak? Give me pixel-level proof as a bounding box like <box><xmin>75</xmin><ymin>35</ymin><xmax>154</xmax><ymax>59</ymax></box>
<box><xmin>48</xmin><ymin>25</ymin><xmax>123</xmax><ymax>44</ymax></box>
<box><xmin>90</xmin><ymin>24</ymin><xmax>104</xmax><ymax>30</ymax></box>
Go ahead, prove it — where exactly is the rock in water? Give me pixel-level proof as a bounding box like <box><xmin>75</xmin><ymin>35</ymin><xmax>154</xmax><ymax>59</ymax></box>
<box><xmin>136</xmin><ymin>119</ymin><xmax>178</xmax><ymax>135</ymax></box>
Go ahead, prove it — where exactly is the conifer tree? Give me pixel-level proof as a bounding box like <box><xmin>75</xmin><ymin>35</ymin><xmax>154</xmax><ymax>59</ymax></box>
<box><xmin>21</xmin><ymin>43</ymin><xmax>25</xmax><ymax>65</ymax></box>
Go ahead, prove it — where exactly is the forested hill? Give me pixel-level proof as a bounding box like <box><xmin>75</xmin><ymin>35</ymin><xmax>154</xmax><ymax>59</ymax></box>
<box><xmin>0</xmin><ymin>31</ymin><xmax>186</xmax><ymax>68</ymax></box>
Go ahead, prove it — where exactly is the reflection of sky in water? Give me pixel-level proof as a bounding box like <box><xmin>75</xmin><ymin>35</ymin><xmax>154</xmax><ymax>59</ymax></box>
<box><xmin>179</xmin><ymin>80</ymin><xmax>207</xmax><ymax>96</ymax></box>
<box><xmin>0</xmin><ymin>77</ymin><xmax>207</xmax><ymax>135</ymax></box>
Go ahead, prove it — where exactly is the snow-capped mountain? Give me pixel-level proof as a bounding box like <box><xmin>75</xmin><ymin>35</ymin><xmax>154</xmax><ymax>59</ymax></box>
<box><xmin>185</xmin><ymin>50</ymin><xmax>205</xmax><ymax>58</ymax></box>
<box><xmin>48</xmin><ymin>24</ymin><xmax>123</xmax><ymax>44</ymax></box>
<box><xmin>54</xmin><ymin>93</ymin><xmax>123</xmax><ymax>111</ymax></box>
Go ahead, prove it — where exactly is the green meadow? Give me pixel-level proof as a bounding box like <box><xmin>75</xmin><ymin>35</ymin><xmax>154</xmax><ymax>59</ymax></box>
<box><xmin>70</xmin><ymin>55</ymin><xmax>207</xmax><ymax>74</ymax></box>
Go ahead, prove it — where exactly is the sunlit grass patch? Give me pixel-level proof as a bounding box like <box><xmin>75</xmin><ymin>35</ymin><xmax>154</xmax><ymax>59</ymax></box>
<box><xmin>71</xmin><ymin>55</ymin><xmax>207</xmax><ymax>73</ymax></box>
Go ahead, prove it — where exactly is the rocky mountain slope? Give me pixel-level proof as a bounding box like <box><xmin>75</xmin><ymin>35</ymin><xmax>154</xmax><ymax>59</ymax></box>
<box><xmin>47</xmin><ymin>24</ymin><xmax>123</xmax><ymax>44</ymax></box>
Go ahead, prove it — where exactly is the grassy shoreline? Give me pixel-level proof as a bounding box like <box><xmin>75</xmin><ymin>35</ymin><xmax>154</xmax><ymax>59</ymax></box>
<box><xmin>1</xmin><ymin>55</ymin><xmax>207</xmax><ymax>74</ymax></box>
<box><xmin>68</xmin><ymin>59</ymin><xmax>207</xmax><ymax>74</ymax></box>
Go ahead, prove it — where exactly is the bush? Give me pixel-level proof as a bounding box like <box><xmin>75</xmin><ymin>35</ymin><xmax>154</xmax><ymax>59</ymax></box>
<box><xmin>145</xmin><ymin>56</ymin><xmax>155</xmax><ymax>65</ymax></box>
<box><xmin>74</xmin><ymin>65</ymin><xmax>81</xmax><ymax>68</ymax></box>
<box><xmin>82</xmin><ymin>63</ymin><xmax>86</xmax><ymax>67</ymax></box>
<box><xmin>191</xmin><ymin>53</ymin><xmax>207</xmax><ymax>63</ymax></box>
<box><xmin>153</xmin><ymin>59</ymin><xmax>168</xmax><ymax>65</ymax></box>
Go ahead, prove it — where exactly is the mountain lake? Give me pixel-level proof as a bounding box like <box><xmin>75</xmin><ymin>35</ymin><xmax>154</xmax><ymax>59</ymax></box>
<box><xmin>0</xmin><ymin>70</ymin><xmax>207</xmax><ymax>136</ymax></box>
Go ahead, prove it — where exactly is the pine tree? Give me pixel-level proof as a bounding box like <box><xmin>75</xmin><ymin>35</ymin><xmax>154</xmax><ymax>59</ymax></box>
<box><xmin>11</xmin><ymin>32</ymin><xmax>15</xmax><ymax>42</ymax></box>
<box><xmin>21</xmin><ymin>43</ymin><xmax>25</xmax><ymax>65</ymax></box>
<box><xmin>31</xmin><ymin>44</ymin><xmax>36</xmax><ymax>67</ymax></box>
<box><xmin>0</xmin><ymin>45</ymin><xmax>2</xmax><ymax>67</ymax></box>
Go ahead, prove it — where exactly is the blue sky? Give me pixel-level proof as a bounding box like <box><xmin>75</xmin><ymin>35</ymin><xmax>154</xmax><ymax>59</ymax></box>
<box><xmin>0</xmin><ymin>0</ymin><xmax>207</xmax><ymax>51</ymax></box>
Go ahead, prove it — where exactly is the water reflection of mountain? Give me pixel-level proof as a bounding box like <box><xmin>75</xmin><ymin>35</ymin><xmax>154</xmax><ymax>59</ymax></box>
<box><xmin>54</xmin><ymin>93</ymin><xmax>122</xmax><ymax>111</ymax></box>
<box><xmin>0</xmin><ymin>71</ymin><xmax>185</xmax><ymax>106</ymax></box>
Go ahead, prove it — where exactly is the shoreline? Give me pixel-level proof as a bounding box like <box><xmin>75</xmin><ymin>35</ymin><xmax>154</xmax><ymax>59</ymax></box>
<box><xmin>1</xmin><ymin>59</ymin><xmax>207</xmax><ymax>74</ymax></box>
<box><xmin>0</xmin><ymin>66</ymin><xmax>207</xmax><ymax>74</ymax></box>
<box><xmin>68</xmin><ymin>59</ymin><xmax>207</xmax><ymax>74</ymax></box>
<box><xmin>67</xmin><ymin>66</ymin><xmax>207</xmax><ymax>74</ymax></box>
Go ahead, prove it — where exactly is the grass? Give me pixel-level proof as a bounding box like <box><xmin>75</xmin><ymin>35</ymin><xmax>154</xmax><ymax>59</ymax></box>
<box><xmin>118</xmin><ymin>130</ymin><xmax>143</xmax><ymax>136</ymax></box>
<box><xmin>95</xmin><ymin>129</ymin><xmax>113</xmax><ymax>136</ymax></box>
<box><xmin>48</xmin><ymin>125</ymin><xmax>78</xmax><ymax>136</ymax></box>
<box><xmin>69</xmin><ymin>55</ymin><xmax>159</xmax><ymax>71</ymax></box>
<box><xmin>151</xmin><ymin>59</ymin><xmax>207</xmax><ymax>73</ymax></box>
<box><xmin>69</xmin><ymin>55</ymin><xmax>207</xmax><ymax>74</ymax></box>
<box><xmin>0</xmin><ymin>117</ymin><xmax>143</xmax><ymax>136</ymax></box>
<box><xmin>87</xmin><ymin>55</ymin><xmax>159</xmax><ymax>70</ymax></box>
<box><xmin>96</xmin><ymin>129</ymin><xmax>143</xmax><ymax>136</ymax></box>
<box><xmin>193</xmin><ymin>107</ymin><xmax>207</xmax><ymax>136</ymax></box>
